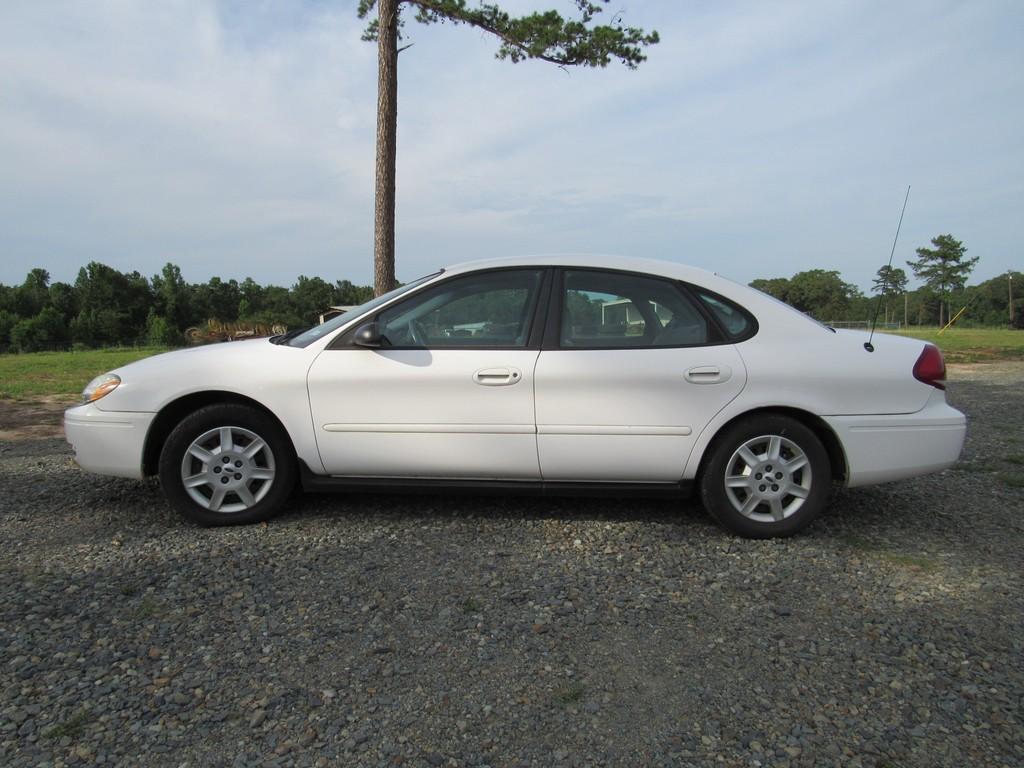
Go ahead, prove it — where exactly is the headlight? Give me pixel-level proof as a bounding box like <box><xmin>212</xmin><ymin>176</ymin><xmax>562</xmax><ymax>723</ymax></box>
<box><xmin>82</xmin><ymin>373</ymin><xmax>121</xmax><ymax>404</ymax></box>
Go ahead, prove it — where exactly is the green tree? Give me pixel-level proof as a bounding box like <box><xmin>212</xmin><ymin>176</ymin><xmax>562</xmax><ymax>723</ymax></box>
<box><xmin>259</xmin><ymin>285</ymin><xmax>302</xmax><ymax>328</ymax></box>
<box><xmin>151</xmin><ymin>263</ymin><xmax>192</xmax><ymax>331</ymax></box>
<box><xmin>0</xmin><ymin>310</ymin><xmax>19</xmax><ymax>351</ymax></box>
<box><xmin>70</xmin><ymin>308</ymin><xmax>128</xmax><ymax>347</ymax></box>
<box><xmin>872</xmin><ymin>265</ymin><xmax>908</xmax><ymax>296</ymax></box>
<box><xmin>908</xmin><ymin>287</ymin><xmax>940</xmax><ymax>328</ymax></box>
<box><xmin>358</xmin><ymin>0</ymin><xmax>659</xmax><ymax>295</ymax></box>
<box><xmin>292</xmin><ymin>275</ymin><xmax>336</xmax><ymax>324</ymax></box>
<box><xmin>749</xmin><ymin>277</ymin><xmax>791</xmax><ymax>302</ymax></box>
<box><xmin>75</xmin><ymin>263</ymin><xmax>116</xmax><ymax>312</ymax></box>
<box><xmin>192</xmin><ymin>276</ymin><xmax>242</xmax><ymax>323</ymax></box>
<box><xmin>15</xmin><ymin>268</ymin><xmax>51</xmax><ymax>317</ymax></box>
<box><xmin>872</xmin><ymin>265</ymin><xmax>908</xmax><ymax>325</ymax></box>
<box><xmin>785</xmin><ymin>269</ymin><xmax>860</xmax><ymax>322</ymax></box>
<box><xmin>10</xmin><ymin>306</ymin><xmax>67</xmax><ymax>352</ymax></box>
<box><xmin>73</xmin><ymin>263</ymin><xmax>138</xmax><ymax>345</ymax></box>
<box><xmin>48</xmin><ymin>281</ymin><xmax>79</xmax><ymax>325</ymax></box>
<box><xmin>213</xmin><ymin>277</ymin><xmax>241</xmax><ymax>322</ymax></box>
<box><xmin>0</xmin><ymin>283</ymin><xmax>14</xmax><ymax>313</ymax></box>
<box><xmin>124</xmin><ymin>271</ymin><xmax>155</xmax><ymax>332</ymax></box>
<box><xmin>958</xmin><ymin>270</ymin><xmax>1022</xmax><ymax>327</ymax></box>
<box><xmin>906</xmin><ymin>234</ymin><xmax>978</xmax><ymax>326</ymax></box>
<box><xmin>334</xmin><ymin>279</ymin><xmax>374</xmax><ymax>306</ymax></box>
<box><xmin>145</xmin><ymin>310</ymin><xmax>181</xmax><ymax>346</ymax></box>
<box><xmin>238</xmin><ymin>277</ymin><xmax>265</xmax><ymax>320</ymax></box>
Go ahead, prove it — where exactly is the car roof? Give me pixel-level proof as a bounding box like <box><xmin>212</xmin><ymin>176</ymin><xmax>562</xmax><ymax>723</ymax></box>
<box><xmin>441</xmin><ymin>254</ymin><xmax>724</xmax><ymax>285</ymax></box>
<box><xmin>439</xmin><ymin>254</ymin><xmax>827</xmax><ymax>336</ymax></box>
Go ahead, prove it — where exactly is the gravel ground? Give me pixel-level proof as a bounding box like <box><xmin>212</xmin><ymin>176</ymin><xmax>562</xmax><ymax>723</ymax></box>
<box><xmin>1</xmin><ymin>364</ymin><xmax>1022</xmax><ymax>767</ymax></box>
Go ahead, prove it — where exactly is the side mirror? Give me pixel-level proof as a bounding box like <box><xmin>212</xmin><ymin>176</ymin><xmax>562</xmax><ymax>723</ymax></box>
<box><xmin>353</xmin><ymin>322</ymin><xmax>382</xmax><ymax>348</ymax></box>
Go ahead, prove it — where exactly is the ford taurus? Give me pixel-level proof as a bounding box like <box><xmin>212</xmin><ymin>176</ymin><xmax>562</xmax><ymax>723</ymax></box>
<box><xmin>64</xmin><ymin>256</ymin><xmax>966</xmax><ymax>537</ymax></box>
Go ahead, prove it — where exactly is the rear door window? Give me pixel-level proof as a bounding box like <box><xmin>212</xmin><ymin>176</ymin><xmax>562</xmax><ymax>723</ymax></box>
<box><xmin>560</xmin><ymin>270</ymin><xmax>710</xmax><ymax>348</ymax></box>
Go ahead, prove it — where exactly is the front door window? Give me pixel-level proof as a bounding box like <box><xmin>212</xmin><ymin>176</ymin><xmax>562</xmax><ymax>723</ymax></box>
<box><xmin>378</xmin><ymin>269</ymin><xmax>543</xmax><ymax>348</ymax></box>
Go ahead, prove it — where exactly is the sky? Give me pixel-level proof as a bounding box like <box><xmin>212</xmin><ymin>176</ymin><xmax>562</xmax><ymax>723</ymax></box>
<box><xmin>1</xmin><ymin>0</ymin><xmax>1021</xmax><ymax>292</ymax></box>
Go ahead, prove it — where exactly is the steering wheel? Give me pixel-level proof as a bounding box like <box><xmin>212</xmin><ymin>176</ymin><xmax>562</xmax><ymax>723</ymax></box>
<box><xmin>408</xmin><ymin>319</ymin><xmax>427</xmax><ymax>346</ymax></box>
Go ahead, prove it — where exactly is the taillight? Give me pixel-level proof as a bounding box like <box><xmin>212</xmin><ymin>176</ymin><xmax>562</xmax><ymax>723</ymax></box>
<box><xmin>913</xmin><ymin>344</ymin><xmax>946</xmax><ymax>390</ymax></box>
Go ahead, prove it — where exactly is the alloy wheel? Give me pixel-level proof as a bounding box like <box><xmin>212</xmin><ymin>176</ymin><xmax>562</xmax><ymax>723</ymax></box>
<box><xmin>179</xmin><ymin>426</ymin><xmax>276</xmax><ymax>513</ymax></box>
<box><xmin>723</xmin><ymin>434</ymin><xmax>812</xmax><ymax>523</ymax></box>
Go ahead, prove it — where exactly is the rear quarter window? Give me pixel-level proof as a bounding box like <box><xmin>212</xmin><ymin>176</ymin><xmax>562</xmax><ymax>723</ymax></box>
<box><xmin>694</xmin><ymin>289</ymin><xmax>758</xmax><ymax>341</ymax></box>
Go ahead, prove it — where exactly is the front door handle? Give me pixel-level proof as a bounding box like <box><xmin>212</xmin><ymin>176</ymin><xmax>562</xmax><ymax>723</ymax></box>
<box><xmin>686</xmin><ymin>365</ymin><xmax>731</xmax><ymax>384</ymax></box>
<box><xmin>473</xmin><ymin>367</ymin><xmax>522</xmax><ymax>386</ymax></box>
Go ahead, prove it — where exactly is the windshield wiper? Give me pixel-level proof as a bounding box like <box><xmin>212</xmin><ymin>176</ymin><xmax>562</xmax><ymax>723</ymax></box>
<box><xmin>269</xmin><ymin>328</ymin><xmax>309</xmax><ymax>345</ymax></box>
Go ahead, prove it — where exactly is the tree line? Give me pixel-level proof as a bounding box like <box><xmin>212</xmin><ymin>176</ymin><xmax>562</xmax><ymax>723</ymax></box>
<box><xmin>752</xmin><ymin>234</ymin><xmax>1020</xmax><ymax>329</ymax></box>
<box><xmin>752</xmin><ymin>267</ymin><xmax>1020</xmax><ymax>329</ymax></box>
<box><xmin>0</xmin><ymin>262</ymin><xmax>374</xmax><ymax>353</ymax></box>
<box><xmin>0</xmin><ymin>235</ymin><xmax>1018</xmax><ymax>353</ymax></box>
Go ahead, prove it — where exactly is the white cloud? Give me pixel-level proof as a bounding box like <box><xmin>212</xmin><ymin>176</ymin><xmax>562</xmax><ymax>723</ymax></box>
<box><xmin>0</xmin><ymin>0</ymin><xmax>1020</xmax><ymax>289</ymax></box>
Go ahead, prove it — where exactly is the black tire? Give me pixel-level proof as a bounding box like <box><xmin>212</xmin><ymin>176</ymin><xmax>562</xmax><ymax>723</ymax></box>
<box><xmin>699</xmin><ymin>414</ymin><xmax>831</xmax><ymax>538</ymax></box>
<box><xmin>158</xmin><ymin>404</ymin><xmax>297</xmax><ymax>526</ymax></box>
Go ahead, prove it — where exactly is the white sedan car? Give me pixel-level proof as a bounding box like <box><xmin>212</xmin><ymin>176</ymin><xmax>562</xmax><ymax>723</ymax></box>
<box><xmin>64</xmin><ymin>256</ymin><xmax>966</xmax><ymax>538</ymax></box>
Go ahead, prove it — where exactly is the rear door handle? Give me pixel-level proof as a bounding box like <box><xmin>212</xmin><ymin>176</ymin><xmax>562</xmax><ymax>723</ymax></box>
<box><xmin>473</xmin><ymin>367</ymin><xmax>522</xmax><ymax>386</ymax></box>
<box><xmin>686</xmin><ymin>365</ymin><xmax>730</xmax><ymax>384</ymax></box>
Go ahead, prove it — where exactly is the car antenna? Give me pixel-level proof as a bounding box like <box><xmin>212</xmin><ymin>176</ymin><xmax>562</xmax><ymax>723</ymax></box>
<box><xmin>865</xmin><ymin>185</ymin><xmax>911</xmax><ymax>352</ymax></box>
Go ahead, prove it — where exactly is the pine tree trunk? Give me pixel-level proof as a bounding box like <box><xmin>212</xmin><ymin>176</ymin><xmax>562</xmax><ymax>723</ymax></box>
<box><xmin>373</xmin><ymin>0</ymin><xmax>399</xmax><ymax>296</ymax></box>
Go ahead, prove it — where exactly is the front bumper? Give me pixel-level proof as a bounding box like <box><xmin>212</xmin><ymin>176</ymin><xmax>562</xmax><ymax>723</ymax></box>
<box><xmin>64</xmin><ymin>403</ymin><xmax>156</xmax><ymax>480</ymax></box>
<box><xmin>824</xmin><ymin>390</ymin><xmax>967</xmax><ymax>488</ymax></box>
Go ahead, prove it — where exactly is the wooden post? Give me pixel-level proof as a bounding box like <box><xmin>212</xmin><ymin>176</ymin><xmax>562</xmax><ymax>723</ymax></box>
<box><xmin>373</xmin><ymin>0</ymin><xmax>399</xmax><ymax>296</ymax></box>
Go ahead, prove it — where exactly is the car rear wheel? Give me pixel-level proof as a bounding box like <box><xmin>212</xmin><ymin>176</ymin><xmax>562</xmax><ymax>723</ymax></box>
<box><xmin>158</xmin><ymin>404</ymin><xmax>296</xmax><ymax>526</ymax></box>
<box><xmin>700</xmin><ymin>414</ymin><xmax>831</xmax><ymax>538</ymax></box>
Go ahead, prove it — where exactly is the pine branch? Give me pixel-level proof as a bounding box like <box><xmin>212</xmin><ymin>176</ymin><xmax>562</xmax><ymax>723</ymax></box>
<box><xmin>359</xmin><ymin>0</ymin><xmax>658</xmax><ymax>68</ymax></box>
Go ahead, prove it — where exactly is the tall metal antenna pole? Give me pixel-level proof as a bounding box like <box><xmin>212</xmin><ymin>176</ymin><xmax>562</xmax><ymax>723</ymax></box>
<box><xmin>865</xmin><ymin>185</ymin><xmax>911</xmax><ymax>352</ymax></box>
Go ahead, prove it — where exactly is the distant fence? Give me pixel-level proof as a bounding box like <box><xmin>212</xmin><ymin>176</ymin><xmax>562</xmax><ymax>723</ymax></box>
<box><xmin>823</xmin><ymin>320</ymin><xmax>902</xmax><ymax>330</ymax></box>
<box><xmin>0</xmin><ymin>342</ymin><xmax>170</xmax><ymax>354</ymax></box>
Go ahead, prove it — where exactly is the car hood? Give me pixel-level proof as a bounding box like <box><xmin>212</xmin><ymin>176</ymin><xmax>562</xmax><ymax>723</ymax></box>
<box><xmin>95</xmin><ymin>339</ymin><xmax>308</xmax><ymax>412</ymax></box>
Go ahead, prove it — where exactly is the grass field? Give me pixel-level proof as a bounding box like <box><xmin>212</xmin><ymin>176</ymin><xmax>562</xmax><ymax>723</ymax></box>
<box><xmin>0</xmin><ymin>347</ymin><xmax>170</xmax><ymax>400</ymax></box>
<box><xmin>893</xmin><ymin>328</ymin><xmax>1024</xmax><ymax>363</ymax></box>
<box><xmin>0</xmin><ymin>329</ymin><xmax>1021</xmax><ymax>400</ymax></box>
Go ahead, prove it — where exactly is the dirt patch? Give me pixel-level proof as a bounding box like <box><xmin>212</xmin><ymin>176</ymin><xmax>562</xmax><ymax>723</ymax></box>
<box><xmin>0</xmin><ymin>395</ymin><xmax>75</xmax><ymax>441</ymax></box>
<box><xmin>947</xmin><ymin>360</ymin><xmax>1024</xmax><ymax>382</ymax></box>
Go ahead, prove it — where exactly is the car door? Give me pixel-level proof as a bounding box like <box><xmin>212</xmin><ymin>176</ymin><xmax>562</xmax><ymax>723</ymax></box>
<box><xmin>306</xmin><ymin>268</ymin><xmax>549</xmax><ymax>479</ymax></box>
<box><xmin>534</xmin><ymin>268</ymin><xmax>748</xmax><ymax>482</ymax></box>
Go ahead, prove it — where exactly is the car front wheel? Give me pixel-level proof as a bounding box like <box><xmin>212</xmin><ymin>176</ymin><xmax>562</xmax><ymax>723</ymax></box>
<box><xmin>699</xmin><ymin>414</ymin><xmax>831</xmax><ymax>538</ymax></box>
<box><xmin>158</xmin><ymin>404</ymin><xmax>296</xmax><ymax>526</ymax></box>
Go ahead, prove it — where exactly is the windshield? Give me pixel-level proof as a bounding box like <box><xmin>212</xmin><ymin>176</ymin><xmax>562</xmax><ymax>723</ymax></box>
<box><xmin>285</xmin><ymin>271</ymin><xmax>443</xmax><ymax>348</ymax></box>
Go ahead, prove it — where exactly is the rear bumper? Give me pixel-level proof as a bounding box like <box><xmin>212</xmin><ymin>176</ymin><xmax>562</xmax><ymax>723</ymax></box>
<box><xmin>64</xmin><ymin>404</ymin><xmax>155</xmax><ymax>480</ymax></box>
<box><xmin>824</xmin><ymin>392</ymin><xmax>966</xmax><ymax>488</ymax></box>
